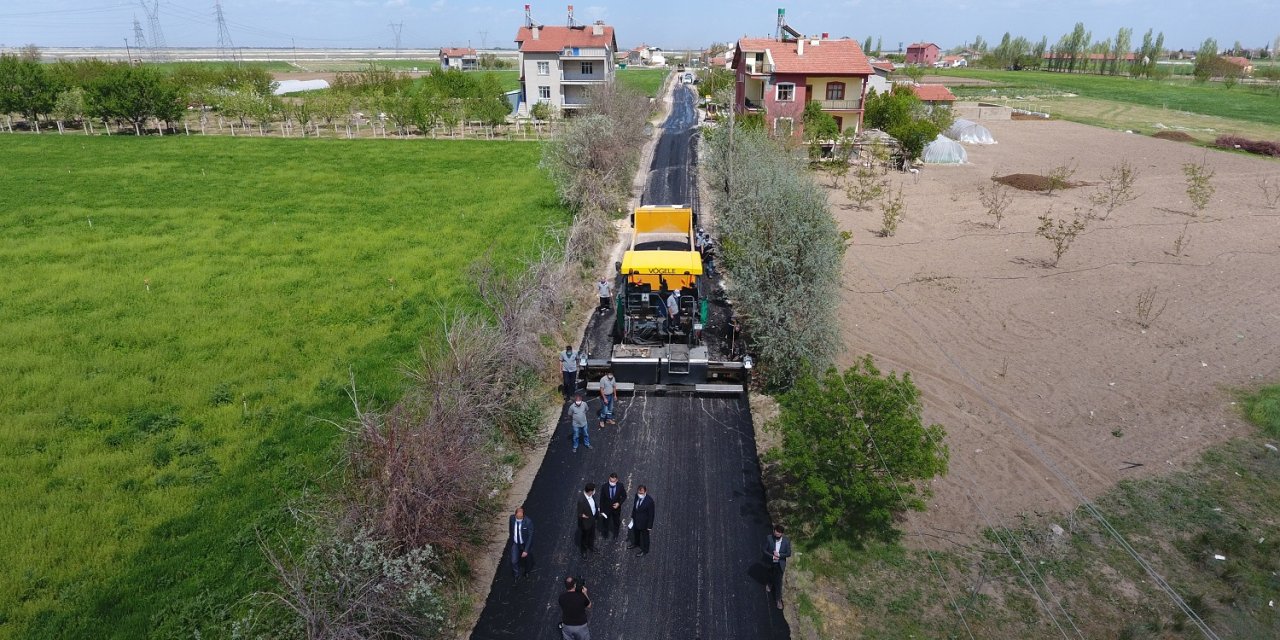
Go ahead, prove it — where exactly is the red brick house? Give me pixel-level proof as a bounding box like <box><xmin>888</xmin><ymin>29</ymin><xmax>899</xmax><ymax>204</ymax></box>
<box><xmin>1221</xmin><ymin>56</ymin><xmax>1254</xmax><ymax>76</ymax></box>
<box><xmin>905</xmin><ymin>42</ymin><xmax>940</xmax><ymax>66</ymax></box>
<box><xmin>732</xmin><ymin>35</ymin><xmax>873</xmax><ymax>138</ymax></box>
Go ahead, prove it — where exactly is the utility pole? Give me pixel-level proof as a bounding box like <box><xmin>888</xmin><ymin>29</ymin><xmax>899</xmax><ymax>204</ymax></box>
<box><xmin>124</xmin><ymin>38</ymin><xmax>133</xmax><ymax>66</ymax></box>
<box><xmin>214</xmin><ymin>1</ymin><xmax>238</xmax><ymax>64</ymax></box>
<box><xmin>131</xmin><ymin>16</ymin><xmax>148</xmax><ymax>62</ymax></box>
<box><xmin>478</xmin><ymin>30</ymin><xmax>488</xmax><ymax>49</ymax></box>
<box><xmin>139</xmin><ymin>1</ymin><xmax>168</xmax><ymax>62</ymax></box>
<box><xmin>389</xmin><ymin>22</ymin><xmax>404</xmax><ymax>55</ymax></box>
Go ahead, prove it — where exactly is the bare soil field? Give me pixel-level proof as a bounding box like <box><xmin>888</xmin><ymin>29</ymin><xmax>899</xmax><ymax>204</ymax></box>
<box><xmin>831</xmin><ymin>119</ymin><xmax>1280</xmax><ymax>539</ymax></box>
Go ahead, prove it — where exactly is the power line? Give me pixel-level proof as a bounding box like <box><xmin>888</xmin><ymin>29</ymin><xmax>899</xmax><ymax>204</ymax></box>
<box><xmin>131</xmin><ymin>14</ymin><xmax>147</xmax><ymax>60</ymax></box>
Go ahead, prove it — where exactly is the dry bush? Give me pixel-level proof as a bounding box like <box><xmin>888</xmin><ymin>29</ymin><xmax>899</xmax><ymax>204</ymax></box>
<box><xmin>1088</xmin><ymin>159</ymin><xmax>1141</xmax><ymax>220</ymax></box>
<box><xmin>261</xmin><ymin>519</ymin><xmax>448</xmax><ymax>640</ymax></box>
<box><xmin>1167</xmin><ymin>222</ymin><xmax>1192</xmax><ymax>257</ymax></box>
<box><xmin>540</xmin><ymin>83</ymin><xmax>649</xmax><ymax>216</ymax></box>
<box><xmin>1045</xmin><ymin>159</ymin><xmax>1078</xmax><ymax>196</ymax></box>
<box><xmin>846</xmin><ymin>160</ymin><xmax>887</xmax><ymax>210</ymax></box>
<box><xmin>1214</xmin><ymin>135</ymin><xmax>1280</xmax><ymax>157</ymax></box>
<box><xmin>1134</xmin><ymin>286</ymin><xmax>1168</xmax><ymax>329</ymax></box>
<box><xmin>879</xmin><ymin>184</ymin><xmax>906</xmax><ymax>237</ymax></box>
<box><xmin>1182</xmin><ymin>156</ymin><xmax>1216</xmax><ymax>215</ymax></box>
<box><xmin>1259</xmin><ymin>177</ymin><xmax>1280</xmax><ymax>209</ymax></box>
<box><xmin>1035</xmin><ymin>207</ymin><xmax>1086</xmax><ymax>267</ymax></box>
<box><xmin>978</xmin><ymin>176</ymin><xmax>1013</xmax><ymax>228</ymax></box>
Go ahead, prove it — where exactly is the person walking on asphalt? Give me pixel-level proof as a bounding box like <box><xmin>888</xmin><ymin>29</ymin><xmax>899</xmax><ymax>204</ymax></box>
<box><xmin>569</xmin><ymin>393</ymin><xmax>591</xmax><ymax>452</ymax></box>
<box><xmin>508</xmin><ymin>506</ymin><xmax>533</xmax><ymax>581</ymax></box>
<box><xmin>597</xmin><ymin>370</ymin><xmax>617</xmax><ymax>427</ymax></box>
<box><xmin>595</xmin><ymin>278</ymin><xmax>612</xmax><ymax>316</ymax></box>
<box><xmin>577</xmin><ymin>483</ymin><xmax>599</xmax><ymax>558</ymax></box>
<box><xmin>764</xmin><ymin>523</ymin><xmax>792</xmax><ymax>610</ymax></box>
<box><xmin>601</xmin><ymin>473</ymin><xmax>626</xmax><ymax>540</ymax></box>
<box><xmin>628</xmin><ymin>485</ymin><xmax>655</xmax><ymax>557</ymax></box>
<box><xmin>558</xmin><ymin>576</ymin><xmax>592</xmax><ymax>639</ymax></box>
<box><xmin>560</xmin><ymin>345</ymin><xmax>579</xmax><ymax>399</ymax></box>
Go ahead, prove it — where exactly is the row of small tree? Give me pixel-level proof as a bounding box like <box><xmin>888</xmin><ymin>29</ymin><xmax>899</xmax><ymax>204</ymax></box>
<box><xmin>0</xmin><ymin>54</ymin><xmax>516</xmax><ymax>137</ymax></box>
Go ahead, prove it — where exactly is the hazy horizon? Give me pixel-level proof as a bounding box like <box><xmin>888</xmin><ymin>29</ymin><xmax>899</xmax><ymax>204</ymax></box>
<box><xmin>2</xmin><ymin>1</ymin><xmax>1276</xmax><ymax>55</ymax></box>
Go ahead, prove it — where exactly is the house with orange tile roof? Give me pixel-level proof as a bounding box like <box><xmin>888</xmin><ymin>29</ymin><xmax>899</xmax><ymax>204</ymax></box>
<box><xmin>1220</xmin><ymin>56</ymin><xmax>1254</xmax><ymax>76</ymax></box>
<box><xmin>731</xmin><ymin>31</ymin><xmax>873</xmax><ymax>138</ymax></box>
<box><xmin>439</xmin><ymin>47</ymin><xmax>477</xmax><ymax>71</ymax></box>
<box><xmin>908</xmin><ymin>83</ymin><xmax>957</xmax><ymax>108</ymax></box>
<box><xmin>514</xmin><ymin>17</ymin><xmax>617</xmax><ymax>116</ymax></box>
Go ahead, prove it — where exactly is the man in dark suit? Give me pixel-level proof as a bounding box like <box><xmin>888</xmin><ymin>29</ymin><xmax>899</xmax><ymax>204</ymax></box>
<box><xmin>628</xmin><ymin>484</ymin><xmax>655</xmax><ymax>557</ymax></box>
<box><xmin>763</xmin><ymin>523</ymin><xmax>793</xmax><ymax>610</ymax></box>
<box><xmin>507</xmin><ymin>506</ymin><xmax>532</xmax><ymax>580</ymax></box>
<box><xmin>601</xmin><ymin>473</ymin><xmax>627</xmax><ymax>540</ymax></box>
<box><xmin>576</xmin><ymin>483</ymin><xmax>599</xmax><ymax>558</ymax></box>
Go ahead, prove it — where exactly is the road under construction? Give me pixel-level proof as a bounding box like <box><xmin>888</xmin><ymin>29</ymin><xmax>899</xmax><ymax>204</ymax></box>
<box><xmin>470</xmin><ymin>85</ymin><xmax>790</xmax><ymax>639</ymax></box>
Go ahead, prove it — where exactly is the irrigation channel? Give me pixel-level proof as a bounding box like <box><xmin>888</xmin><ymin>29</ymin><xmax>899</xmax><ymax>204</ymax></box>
<box><xmin>470</xmin><ymin>86</ymin><xmax>789</xmax><ymax>639</ymax></box>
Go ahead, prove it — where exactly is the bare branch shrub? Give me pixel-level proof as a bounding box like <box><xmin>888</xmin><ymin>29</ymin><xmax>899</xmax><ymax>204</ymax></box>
<box><xmin>1166</xmin><ymin>222</ymin><xmax>1192</xmax><ymax>257</ymax></box>
<box><xmin>1088</xmin><ymin>159</ymin><xmax>1141</xmax><ymax>220</ymax></box>
<box><xmin>978</xmin><ymin>176</ymin><xmax>1013</xmax><ymax>228</ymax></box>
<box><xmin>1259</xmin><ymin>177</ymin><xmax>1280</xmax><ymax>209</ymax></box>
<box><xmin>1045</xmin><ymin>159</ymin><xmax>1078</xmax><ymax>196</ymax></box>
<box><xmin>1134</xmin><ymin>286</ymin><xmax>1168</xmax><ymax>329</ymax></box>
<box><xmin>540</xmin><ymin>83</ymin><xmax>649</xmax><ymax>217</ymax></box>
<box><xmin>1182</xmin><ymin>156</ymin><xmax>1216</xmax><ymax>215</ymax></box>
<box><xmin>879</xmin><ymin>184</ymin><xmax>906</xmax><ymax>237</ymax></box>
<box><xmin>846</xmin><ymin>159</ymin><xmax>887</xmax><ymax>209</ymax></box>
<box><xmin>261</xmin><ymin>521</ymin><xmax>447</xmax><ymax>640</ymax></box>
<box><xmin>1036</xmin><ymin>207</ymin><xmax>1087</xmax><ymax>267</ymax></box>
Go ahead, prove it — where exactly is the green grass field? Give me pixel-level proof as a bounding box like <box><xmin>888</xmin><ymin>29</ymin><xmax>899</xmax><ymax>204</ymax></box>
<box><xmin>935</xmin><ymin>69</ymin><xmax>1280</xmax><ymax>128</ymax></box>
<box><xmin>616</xmin><ymin>68</ymin><xmax>670</xmax><ymax>97</ymax></box>
<box><xmin>0</xmin><ymin>136</ymin><xmax>567</xmax><ymax>638</ymax></box>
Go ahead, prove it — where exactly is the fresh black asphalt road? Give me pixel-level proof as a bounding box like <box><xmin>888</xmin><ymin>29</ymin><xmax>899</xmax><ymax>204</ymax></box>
<box><xmin>641</xmin><ymin>84</ymin><xmax>699</xmax><ymax>207</ymax></box>
<box><xmin>470</xmin><ymin>85</ymin><xmax>790</xmax><ymax>640</ymax></box>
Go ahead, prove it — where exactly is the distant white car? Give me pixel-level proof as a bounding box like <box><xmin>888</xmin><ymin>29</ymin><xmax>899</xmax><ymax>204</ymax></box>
<box><xmin>683</xmin><ymin>73</ymin><xmax>693</xmax><ymax>84</ymax></box>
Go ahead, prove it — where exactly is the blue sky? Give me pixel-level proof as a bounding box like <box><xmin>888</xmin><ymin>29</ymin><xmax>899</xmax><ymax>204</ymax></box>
<box><xmin>1</xmin><ymin>1</ymin><xmax>1276</xmax><ymax>52</ymax></box>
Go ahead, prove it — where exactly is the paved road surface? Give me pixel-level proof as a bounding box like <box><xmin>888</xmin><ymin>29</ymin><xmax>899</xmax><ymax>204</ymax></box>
<box><xmin>470</xmin><ymin>84</ymin><xmax>789</xmax><ymax>640</ymax></box>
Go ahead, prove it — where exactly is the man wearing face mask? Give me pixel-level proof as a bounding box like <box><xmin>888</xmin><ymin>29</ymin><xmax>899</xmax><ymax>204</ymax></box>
<box><xmin>569</xmin><ymin>392</ymin><xmax>591</xmax><ymax>453</ymax></box>
<box><xmin>601</xmin><ymin>473</ymin><xmax>626</xmax><ymax>540</ymax></box>
<box><xmin>560</xmin><ymin>345</ymin><xmax>579</xmax><ymax>399</ymax></box>
<box><xmin>627</xmin><ymin>485</ymin><xmax>655</xmax><ymax>557</ymax></box>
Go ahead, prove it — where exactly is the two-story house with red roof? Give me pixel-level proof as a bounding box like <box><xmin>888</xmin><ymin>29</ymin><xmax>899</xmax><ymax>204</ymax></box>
<box><xmin>514</xmin><ymin>13</ymin><xmax>617</xmax><ymax>116</ymax></box>
<box><xmin>905</xmin><ymin>42</ymin><xmax>941</xmax><ymax>66</ymax></box>
<box><xmin>731</xmin><ymin>33</ymin><xmax>873</xmax><ymax>138</ymax></box>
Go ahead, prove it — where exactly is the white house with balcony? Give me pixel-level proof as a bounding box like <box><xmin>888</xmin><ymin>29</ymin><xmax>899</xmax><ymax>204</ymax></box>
<box><xmin>514</xmin><ymin>21</ymin><xmax>617</xmax><ymax>116</ymax></box>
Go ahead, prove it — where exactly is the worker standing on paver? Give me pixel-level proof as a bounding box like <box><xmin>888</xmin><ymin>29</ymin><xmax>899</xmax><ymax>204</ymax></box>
<box><xmin>569</xmin><ymin>393</ymin><xmax>591</xmax><ymax>453</ymax></box>
<box><xmin>665</xmin><ymin>289</ymin><xmax>680</xmax><ymax>333</ymax></box>
<box><xmin>560</xmin><ymin>345</ymin><xmax>579</xmax><ymax>399</ymax></box>
<box><xmin>558</xmin><ymin>576</ymin><xmax>592</xmax><ymax>639</ymax></box>
<box><xmin>597</xmin><ymin>370</ymin><xmax>617</xmax><ymax>427</ymax></box>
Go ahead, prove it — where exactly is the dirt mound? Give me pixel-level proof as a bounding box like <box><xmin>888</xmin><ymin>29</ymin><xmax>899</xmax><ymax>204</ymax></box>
<box><xmin>1153</xmin><ymin>130</ymin><xmax>1196</xmax><ymax>142</ymax></box>
<box><xmin>992</xmin><ymin>173</ymin><xmax>1075</xmax><ymax>192</ymax></box>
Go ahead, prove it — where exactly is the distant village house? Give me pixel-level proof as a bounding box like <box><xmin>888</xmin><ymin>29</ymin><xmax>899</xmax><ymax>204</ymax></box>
<box><xmin>514</xmin><ymin>7</ymin><xmax>616</xmax><ymax>116</ymax></box>
<box><xmin>439</xmin><ymin>47</ymin><xmax>478</xmax><ymax>71</ymax></box>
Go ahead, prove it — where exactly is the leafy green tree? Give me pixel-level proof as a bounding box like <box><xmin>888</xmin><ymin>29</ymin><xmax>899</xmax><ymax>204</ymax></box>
<box><xmin>529</xmin><ymin>100</ymin><xmax>552</xmax><ymax>122</ymax></box>
<box><xmin>52</xmin><ymin>86</ymin><xmax>86</xmax><ymax>127</ymax></box>
<box><xmin>767</xmin><ymin>358</ymin><xmax>949</xmax><ymax>542</ymax></box>
<box><xmin>802</xmin><ymin>100</ymin><xmax>838</xmax><ymax>140</ymax></box>
<box><xmin>863</xmin><ymin>36</ymin><xmax>873</xmax><ymax>54</ymax></box>
<box><xmin>1193</xmin><ymin>38</ymin><xmax>1220</xmax><ymax>83</ymax></box>
<box><xmin>864</xmin><ymin>85</ymin><xmax>941</xmax><ymax>161</ymax></box>
<box><xmin>0</xmin><ymin>54</ymin><xmax>61</xmax><ymax>127</ymax></box>
<box><xmin>86</xmin><ymin>64</ymin><xmax>179</xmax><ymax>134</ymax></box>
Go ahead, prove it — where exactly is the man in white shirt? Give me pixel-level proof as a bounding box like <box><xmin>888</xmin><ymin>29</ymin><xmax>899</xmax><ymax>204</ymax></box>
<box><xmin>665</xmin><ymin>289</ymin><xmax>680</xmax><ymax>332</ymax></box>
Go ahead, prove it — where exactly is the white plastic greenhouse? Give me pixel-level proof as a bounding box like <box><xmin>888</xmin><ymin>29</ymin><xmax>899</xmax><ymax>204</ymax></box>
<box><xmin>945</xmin><ymin>118</ymin><xmax>997</xmax><ymax>144</ymax></box>
<box><xmin>922</xmin><ymin>134</ymin><xmax>967</xmax><ymax>164</ymax></box>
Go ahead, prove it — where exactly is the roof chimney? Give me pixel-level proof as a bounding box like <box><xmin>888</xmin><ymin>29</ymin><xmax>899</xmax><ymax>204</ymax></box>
<box><xmin>592</xmin><ymin>22</ymin><xmax>604</xmax><ymax>36</ymax></box>
<box><xmin>797</xmin><ymin>38</ymin><xmax>804</xmax><ymax>56</ymax></box>
<box><xmin>532</xmin><ymin>25</ymin><xmax>540</xmax><ymax>39</ymax></box>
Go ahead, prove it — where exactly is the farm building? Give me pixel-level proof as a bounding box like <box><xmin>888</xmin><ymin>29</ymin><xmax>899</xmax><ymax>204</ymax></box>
<box><xmin>905</xmin><ymin>42</ymin><xmax>940</xmax><ymax>66</ymax></box>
